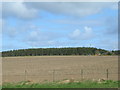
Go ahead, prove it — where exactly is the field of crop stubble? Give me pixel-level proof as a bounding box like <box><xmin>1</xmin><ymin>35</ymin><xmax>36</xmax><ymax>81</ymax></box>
<box><xmin>2</xmin><ymin>56</ymin><xmax>118</xmax><ymax>83</ymax></box>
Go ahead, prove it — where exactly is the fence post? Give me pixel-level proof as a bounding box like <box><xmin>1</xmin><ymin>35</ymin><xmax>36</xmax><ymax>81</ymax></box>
<box><xmin>81</xmin><ymin>69</ymin><xmax>83</xmax><ymax>80</ymax></box>
<box><xmin>53</xmin><ymin>70</ymin><xmax>55</xmax><ymax>82</ymax></box>
<box><xmin>106</xmin><ymin>69</ymin><xmax>109</xmax><ymax>80</ymax></box>
<box><xmin>25</xmin><ymin>70</ymin><xmax>27</xmax><ymax>81</ymax></box>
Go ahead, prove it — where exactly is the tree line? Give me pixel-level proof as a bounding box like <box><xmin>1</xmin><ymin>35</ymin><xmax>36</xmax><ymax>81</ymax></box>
<box><xmin>1</xmin><ymin>47</ymin><xmax>120</xmax><ymax>57</ymax></box>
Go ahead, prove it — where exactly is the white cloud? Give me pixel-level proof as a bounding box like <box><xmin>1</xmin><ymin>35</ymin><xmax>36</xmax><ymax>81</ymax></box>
<box><xmin>69</xmin><ymin>26</ymin><xmax>94</xmax><ymax>40</ymax></box>
<box><xmin>25</xmin><ymin>2</ymin><xmax>117</xmax><ymax>17</ymax></box>
<box><xmin>2</xmin><ymin>2</ymin><xmax>38</xmax><ymax>19</ymax></box>
<box><xmin>30</xmin><ymin>31</ymin><xmax>38</xmax><ymax>38</ymax></box>
<box><xmin>2</xmin><ymin>2</ymin><xmax>117</xmax><ymax>19</ymax></box>
<box><xmin>83</xmin><ymin>26</ymin><xmax>93</xmax><ymax>39</ymax></box>
<box><xmin>28</xmin><ymin>30</ymin><xmax>54</xmax><ymax>41</ymax></box>
<box><xmin>70</xmin><ymin>29</ymin><xmax>81</xmax><ymax>38</ymax></box>
<box><xmin>24</xmin><ymin>28</ymin><xmax>65</xmax><ymax>44</ymax></box>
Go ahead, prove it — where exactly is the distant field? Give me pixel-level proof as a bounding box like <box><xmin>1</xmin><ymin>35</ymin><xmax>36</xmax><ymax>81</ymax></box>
<box><xmin>2</xmin><ymin>56</ymin><xmax>118</xmax><ymax>83</ymax></box>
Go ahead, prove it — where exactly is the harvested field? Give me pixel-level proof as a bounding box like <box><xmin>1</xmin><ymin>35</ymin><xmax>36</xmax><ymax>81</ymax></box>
<box><xmin>2</xmin><ymin>56</ymin><xmax>118</xmax><ymax>83</ymax></box>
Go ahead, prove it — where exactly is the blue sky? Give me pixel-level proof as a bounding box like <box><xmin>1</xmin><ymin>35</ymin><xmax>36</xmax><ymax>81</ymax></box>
<box><xmin>1</xmin><ymin>2</ymin><xmax>118</xmax><ymax>51</ymax></box>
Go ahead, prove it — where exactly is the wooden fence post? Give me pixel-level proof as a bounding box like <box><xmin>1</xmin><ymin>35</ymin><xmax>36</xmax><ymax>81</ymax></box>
<box><xmin>25</xmin><ymin>70</ymin><xmax>27</xmax><ymax>81</ymax></box>
<box><xmin>81</xmin><ymin>69</ymin><xmax>83</xmax><ymax>80</ymax></box>
<box><xmin>106</xmin><ymin>69</ymin><xmax>109</xmax><ymax>80</ymax></box>
<box><xmin>53</xmin><ymin>70</ymin><xmax>55</xmax><ymax>82</ymax></box>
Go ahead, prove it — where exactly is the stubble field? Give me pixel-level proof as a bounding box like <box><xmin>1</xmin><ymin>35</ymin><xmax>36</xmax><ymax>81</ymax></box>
<box><xmin>2</xmin><ymin>56</ymin><xmax>118</xmax><ymax>83</ymax></box>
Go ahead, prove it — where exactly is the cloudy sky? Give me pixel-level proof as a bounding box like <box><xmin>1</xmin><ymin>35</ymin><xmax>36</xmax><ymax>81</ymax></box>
<box><xmin>1</xmin><ymin>2</ymin><xmax>118</xmax><ymax>51</ymax></box>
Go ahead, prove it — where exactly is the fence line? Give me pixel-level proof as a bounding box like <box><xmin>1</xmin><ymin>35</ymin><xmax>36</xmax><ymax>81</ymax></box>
<box><xmin>2</xmin><ymin>68</ymin><xmax>118</xmax><ymax>82</ymax></box>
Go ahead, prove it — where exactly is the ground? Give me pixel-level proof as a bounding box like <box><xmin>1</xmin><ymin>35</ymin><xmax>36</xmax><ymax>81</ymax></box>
<box><xmin>2</xmin><ymin>56</ymin><xmax>118</xmax><ymax>83</ymax></box>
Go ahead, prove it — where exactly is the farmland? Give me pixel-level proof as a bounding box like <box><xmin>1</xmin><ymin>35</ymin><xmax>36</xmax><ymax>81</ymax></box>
<box><xmin>2</xmin><ymin>56</ymin><xmax>118</xmax><ymax>83</ymax></box>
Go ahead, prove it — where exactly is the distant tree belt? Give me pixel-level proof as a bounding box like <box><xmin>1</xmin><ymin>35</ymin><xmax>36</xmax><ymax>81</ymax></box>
<box><xmin>1</xmin><ymin>47</ymin><xmax>120</xmax><ymax>57</ymax></box>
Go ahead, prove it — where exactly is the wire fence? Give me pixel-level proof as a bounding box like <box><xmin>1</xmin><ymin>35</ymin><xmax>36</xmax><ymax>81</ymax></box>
<box><xmin>3</xmin><ymin>68</ymin><xmax>118</xmax><ymax>83</ymax></box>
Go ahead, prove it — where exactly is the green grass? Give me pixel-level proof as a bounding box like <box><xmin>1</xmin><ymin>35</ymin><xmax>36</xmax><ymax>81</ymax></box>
<box><xmin>2</xmin><ymin>80</ymin><xmax>119</xmax><ymax>88</ymax></box>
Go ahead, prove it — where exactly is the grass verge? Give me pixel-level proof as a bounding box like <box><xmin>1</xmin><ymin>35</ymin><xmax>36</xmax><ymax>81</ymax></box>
<box><xmin>2</xmin><ymin>80</ymin><xmax>119</xmax><ymax>88</ymax></box>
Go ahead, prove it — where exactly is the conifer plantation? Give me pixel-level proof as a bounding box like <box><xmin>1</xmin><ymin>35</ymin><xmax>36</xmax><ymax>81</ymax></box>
<box><xmin>2</xmin><ymin>47</ymin><xmax>119</xmax><ymax>57</ymax></box>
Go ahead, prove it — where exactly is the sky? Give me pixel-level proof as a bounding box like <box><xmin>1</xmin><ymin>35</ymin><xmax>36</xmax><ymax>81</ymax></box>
<box><xmin>1</xmin><ymin>2</ymin><xmax>118</xmax><ymax>51</ymax></box>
